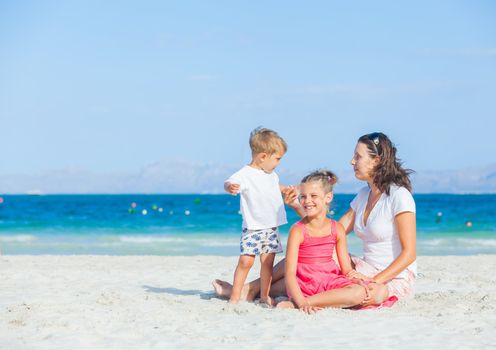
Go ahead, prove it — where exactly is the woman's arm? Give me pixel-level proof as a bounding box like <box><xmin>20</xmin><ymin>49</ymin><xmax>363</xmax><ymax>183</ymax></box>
<box><xmin>335</xmin><ymin>223</ymin><xmax>353</xmax><ymax>275</ymax></box>
<box><xmin>373</xmin><ymin>211</ymin><xmax>416</xmax><ymax>284</ymax></box>
<box><xmin>284</xmin><ymin>225</ymin><xmax>307</xmax><ymax>308</ymax></box>
<box><xmin>338</xmin><ymin>208</ymin><xmax>356</xmax><ymax>235</ymax></box>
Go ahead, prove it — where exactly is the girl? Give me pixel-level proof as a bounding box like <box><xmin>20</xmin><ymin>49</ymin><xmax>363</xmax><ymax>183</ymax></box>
<box><xmin>277</xmin><ymin>170</ymin><xmax>387</xmax><ymax>313</ymax></box>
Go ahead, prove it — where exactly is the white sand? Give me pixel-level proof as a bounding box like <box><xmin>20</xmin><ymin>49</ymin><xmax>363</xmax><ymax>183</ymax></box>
<box><xmin>1</xmin><ymin>255</ymin><xmax>495</xmax><ymax>349</ymax></box>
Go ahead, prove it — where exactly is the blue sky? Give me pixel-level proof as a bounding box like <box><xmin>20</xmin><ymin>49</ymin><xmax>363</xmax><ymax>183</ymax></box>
<box><xmin>1</xmin><ymin>1</ymin><xmax>495</xmax><ymax>191</ymax></box>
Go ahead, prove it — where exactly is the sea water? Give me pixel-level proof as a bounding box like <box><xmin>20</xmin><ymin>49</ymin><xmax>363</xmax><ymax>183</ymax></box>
<box><xmin>0</xmin><ymin>194</ymin><xmax>494</xmax><ymax>256</ymax></box>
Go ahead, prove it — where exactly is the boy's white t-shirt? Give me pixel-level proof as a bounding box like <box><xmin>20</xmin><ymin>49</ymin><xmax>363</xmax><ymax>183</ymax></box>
<box><xmin>226</xmin><ymin>165</ymin><xmax>287</xmax><ymax>230</ymax></box>
<box><xmin>350</xmin><ymin>185</ymin><xmax>417</xmax><ymax>278</ymax></box>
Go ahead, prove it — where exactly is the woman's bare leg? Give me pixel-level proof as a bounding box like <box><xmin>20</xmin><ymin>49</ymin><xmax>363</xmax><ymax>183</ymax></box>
<box><xmin>269</xmin><ymin>276</ymin><xmax>287</xmax><ymax>297</ymax></box>
<box><xmin>212</xmin><ymin>258</ymin><xmax>286</xmax><ymax>301</ymax></box>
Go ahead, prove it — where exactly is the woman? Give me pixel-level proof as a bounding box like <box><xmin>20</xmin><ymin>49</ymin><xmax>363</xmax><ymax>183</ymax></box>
<box><xmin>213</xmin><ymin>132</ymin><xmax>417</xmax><ymax>307</ymax></box>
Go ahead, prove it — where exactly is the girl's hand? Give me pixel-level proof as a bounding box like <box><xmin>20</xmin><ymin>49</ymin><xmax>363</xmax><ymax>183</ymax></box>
<box><xmin>297</xmin><ymin>300</ymin><xmax>322</xmax><ymax>314</ymax></box>
<box><xmin>299</xmin><ymin>304</ymin><xmax>322</xmax><ymax>314</ymax></box>
<box><xmin>283</xmin><ymin>186</ymin><xmax>299</xmax><ymax>207</ymax></box>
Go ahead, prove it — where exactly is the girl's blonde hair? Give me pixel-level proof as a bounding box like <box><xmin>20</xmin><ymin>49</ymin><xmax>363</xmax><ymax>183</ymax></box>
<box><xmin>301</xmin><ymin>169</ymin><xmax>338</xmax><ymax>193</ymax></box>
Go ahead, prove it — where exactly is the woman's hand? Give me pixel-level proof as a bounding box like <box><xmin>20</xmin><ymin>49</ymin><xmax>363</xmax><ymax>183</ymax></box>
<box><xmin>349</xmin><ymin>278</ymin><xmax>372</xmax><ymax>304</ymax></box>
<box><xmin>346</xmin><ymin>269</ymin><xmax>373</xmax><ymax>282</ymax></box>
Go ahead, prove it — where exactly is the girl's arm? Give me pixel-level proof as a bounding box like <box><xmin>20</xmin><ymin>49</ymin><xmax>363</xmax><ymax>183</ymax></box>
<box><xmin>372</xmin><ymin>212</ymin><xmax>416</xmax><ymax>284</ymax></box>
<box><xmin>335</xmin><ymin>222</ymin><xmax>353</xmax><ymax>275</ymax></box>
<box><xmin>338</xmin><ymin>208</ymin><xmax>356</xmax><ymax>235</ymax></box>
<box><xmin>284</xmin><ymin>225</ymin><xmax>307</xmax><ymax>308</ymax></box>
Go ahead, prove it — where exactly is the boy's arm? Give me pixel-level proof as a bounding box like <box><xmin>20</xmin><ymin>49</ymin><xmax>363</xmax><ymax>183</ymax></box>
<box><xmin>225</xmin><ymin>172</ymin><xmax>242</xmax><ymax>195</ymax></box>
<box><xmin>285</xmin><ymin>225</ymin><xmax>307</xmax><ymax>308</ymax></box>
<box><xmin>335</xmin><ymin>222</ymin><xmax>353</xmax><ymax>275</ymax></box>
<box><xmin>282</xmin><ymin>185</ymin><xmax>305</xmax><ymax>219</ymax></box>
<box><xmin>224</xmin><ymin>182</ymin><xmax>240</xmax><ymax>195</ymax></box>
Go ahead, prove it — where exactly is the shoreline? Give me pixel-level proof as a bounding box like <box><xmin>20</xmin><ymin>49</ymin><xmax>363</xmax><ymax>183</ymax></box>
<box><xmin>1</xmin><ymin>255</ymin><xmax>495</xmax><ymax>349</ymax></box>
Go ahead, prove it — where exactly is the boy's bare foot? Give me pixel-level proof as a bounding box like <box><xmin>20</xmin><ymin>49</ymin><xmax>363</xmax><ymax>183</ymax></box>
<box><xmin>276</xmin><ymin>300</ymin><xmax>296</xmax><ymax>309</ymax></box>
<box><xmin>212</xmin><ymin>279</ymin><xmax>258</xmax><ymax>302</ymax></box>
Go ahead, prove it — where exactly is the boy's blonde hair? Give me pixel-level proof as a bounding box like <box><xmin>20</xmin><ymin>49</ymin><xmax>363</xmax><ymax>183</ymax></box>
<box><xmin>249</xmin><ymin>127</ymin><xmax>287</xmax><ymax>155</ymax></box>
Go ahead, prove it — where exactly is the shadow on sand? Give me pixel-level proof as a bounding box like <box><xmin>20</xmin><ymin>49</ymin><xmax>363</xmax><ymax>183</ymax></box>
<box><xmin>142</xmin><ymin>285</ymin><xmax>215</xmax><ymax>300</ymax></box>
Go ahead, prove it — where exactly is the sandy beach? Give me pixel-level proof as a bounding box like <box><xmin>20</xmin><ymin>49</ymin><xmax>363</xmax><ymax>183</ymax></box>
<box><xmin>1</xmin><ymin>255</ymin><xmax>494</xmax><ymax>349</ymax></box>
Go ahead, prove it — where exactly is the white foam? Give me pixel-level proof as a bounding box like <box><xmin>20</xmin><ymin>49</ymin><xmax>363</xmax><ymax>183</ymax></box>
<box><xmin>119</xmin><ymin>236</ymin><xmax>187</xmax><ymax>244</ymax></box>
<box><xmin>118</xmin><ymin>235</ymin><xmax>239</xmax><ymax>247</ymax></box>
<box><xmin>0</xmin><ymin>235</ymin><xmax>37</xmax><ymax>242</ymax></box>
<box><xmin>194</xmin><ymin>240</ymin><xmax>238</xmax><ymax>247</ymax></box>
<box><xmin>420</xmin><ymin>239</ymin><xmax>446</xmax><ymax>246</ymax></box>
<box><xmin>456</xmin><ymin>238</ymin><xmax>496</xmax><ymax>247</ymax></box>
<box><xmin>419</xmin><ymin>237</ymin><xmax>496</xmax><ymax>248</ymax></box>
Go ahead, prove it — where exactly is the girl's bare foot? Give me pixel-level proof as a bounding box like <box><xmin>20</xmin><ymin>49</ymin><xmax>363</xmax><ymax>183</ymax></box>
<box><xmin>212</xmin><ymin>279</ymin><xmax>258</xmax><ymax>302</ymax></box>
<box><xmin>276</xmin><ymin>300</ymin><xmax>296</xmax><ymax>309</ymax></box>
<box><xmin>212</xmin><ymin>279</ymin><xmax>233</xmax><ymax>299</ymax></box>
<box><xmin>259</xmin><ymin>296</ymin><xmax>276</xmax><ymax>307</ymax></box>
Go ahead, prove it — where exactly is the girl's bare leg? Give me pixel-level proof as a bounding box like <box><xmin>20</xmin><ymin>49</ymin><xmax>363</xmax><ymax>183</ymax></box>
<box><xmin>213</xmin><ymin>258</ymin><xmax>286</xmax><ymax>301</ymax></box>
<box><xmin>276</xmin><ymin>300</ymin><xmax>296</xmax><ymax>309</ymax></box>
<box><xmin>305</xmin><ymin>284</ymin><xmax>367</xmax><ymax>308</ymax></box>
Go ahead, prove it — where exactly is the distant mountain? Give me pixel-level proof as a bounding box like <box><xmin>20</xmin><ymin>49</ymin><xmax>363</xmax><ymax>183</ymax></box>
<box><xmin>410</xmin><ymin>163</ymin><xmax>496</xmax><ymax>194</ymax></box>
<box><xmin>0</xmin><ymin>162</ymin><xmax>495</xmax><ymax>194</ymax></box>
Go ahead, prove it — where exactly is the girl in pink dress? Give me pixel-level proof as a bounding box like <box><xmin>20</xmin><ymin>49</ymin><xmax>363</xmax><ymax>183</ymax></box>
<box><xmin>278</xmin><ymin>170</ymin><xmax>387</xmax><ymax>313</ymax></box>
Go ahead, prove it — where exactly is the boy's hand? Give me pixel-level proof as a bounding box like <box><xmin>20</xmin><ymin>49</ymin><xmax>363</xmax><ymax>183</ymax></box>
<box><xmin>225</xmin><ymin>183</ymin><xmax>240</xmax><ymax>195</ymax></box>
<box><xmin>282</xmin><ymin>186</ymin><xmax>299</xmax><ymax>207</ymax></box>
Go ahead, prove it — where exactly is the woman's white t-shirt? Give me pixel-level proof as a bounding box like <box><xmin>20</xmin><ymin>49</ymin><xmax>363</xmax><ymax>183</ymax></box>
<box><xmin>226</xmin><ymin>165</ymin><xmax>287</xmax><ymax>230</ymax></box>
<box><xmin>350</xmin><ymin>185</ymin><xmax>416</xmax><ymax>279</ymax></box>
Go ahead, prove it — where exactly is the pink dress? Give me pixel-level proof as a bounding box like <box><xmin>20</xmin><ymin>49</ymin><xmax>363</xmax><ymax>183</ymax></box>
<box><xmin>288</xmin><ymin>219</ymin><xmax>354</xmax><ymax>298</ymax></box>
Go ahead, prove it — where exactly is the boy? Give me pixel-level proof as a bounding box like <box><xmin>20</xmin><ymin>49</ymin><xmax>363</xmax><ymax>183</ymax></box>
<box><xmin>225</xmin><ymin>127</ymin><xmax>288</xmax><ymax>305</ymax></box>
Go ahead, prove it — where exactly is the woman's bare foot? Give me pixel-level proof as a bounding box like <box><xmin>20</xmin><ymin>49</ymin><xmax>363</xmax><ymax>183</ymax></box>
<box><xmin>276</xmin><ymin>300</ymin><xmax>296</xmax><ymax>309</ymax></box>
<box><xmin>212</xmin><ymin>279</ymin><xmax>258</xmax><ymax>302</ymax></box>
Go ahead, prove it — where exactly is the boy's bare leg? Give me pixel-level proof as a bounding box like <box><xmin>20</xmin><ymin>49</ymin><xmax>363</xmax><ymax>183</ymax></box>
<box><xmin>259</xmin><ymin>253</ymin><xmax>276</xmax><ymax>306</ymax></box>
<box><xmin>229</xmin><ymin>255</ymin><xmax>255</xmax><ymax>304</ymax></box>
<box><xmin>213</xmin><ymin>258</ymin><xmax>286</xmax><ymax>301</ymax></box>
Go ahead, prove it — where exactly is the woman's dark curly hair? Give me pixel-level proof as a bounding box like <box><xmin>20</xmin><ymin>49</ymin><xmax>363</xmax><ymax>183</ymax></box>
<box><xmin>358</xmin><ymin>132</ymin><xmax>414</xmax><ymax>195</ymax></box>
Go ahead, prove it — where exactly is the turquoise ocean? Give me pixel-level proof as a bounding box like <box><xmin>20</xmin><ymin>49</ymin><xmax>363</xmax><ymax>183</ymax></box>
<box><xmin>0</xmin><ymin>194</ymin><xmax>494</xmax><ymax>256</ymax></box>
